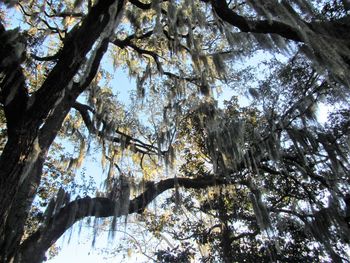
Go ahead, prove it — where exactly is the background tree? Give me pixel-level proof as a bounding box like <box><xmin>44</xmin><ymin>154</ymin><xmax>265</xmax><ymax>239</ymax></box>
<box><xmin>0</xmin><ymin>0</ymin><xmax>349</xmax><ymax>262</ymax></box>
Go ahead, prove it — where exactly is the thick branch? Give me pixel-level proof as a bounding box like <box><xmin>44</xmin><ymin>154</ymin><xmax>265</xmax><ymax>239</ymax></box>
<box><xmin>210</xmin><ymin>0</ymin><xmax>302</xmax><ymax>42</ymax></box>
<box><xmin>210</xmin><ymin>0</ymin><xmax>350</xmax><ymax>44</ymax></box>
<box><xmin>129</xmin><ymin>0</ymin><xmax>152</xmax><ymax>10</ymax></box>
<box><xmin>18</xmin><ymin>176</ymin><xmax>226</xmax><ymax>262</ymax></box>
<box><xmin>31</xmin><ymin>53</ymin><xmax>59</xmax><ymax>62</ymax></box>
<box><xmin>0</xmin><ymin>3</ymin><xmax>124</xmax><ymax>260</ymax></box>
<box><xmin>27</xmin><ymin>0</ymin><xmax>125</xmax><ymax>128</ymax></box>
<box><xmin>0</xmin><ymin>22</ymin><xmax>28</xmax><ymax>132</ymax></box>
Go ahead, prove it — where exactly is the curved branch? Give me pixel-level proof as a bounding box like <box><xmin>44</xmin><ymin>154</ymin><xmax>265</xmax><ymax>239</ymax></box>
<box><xmin>129</xmin><ymin>0</ymin><xmax>152</xmax><ymax>10</ymax></box>
<box><xmin>18</xmin><ymin>176</ymin><xmax>227</xmax><ymax>262</ymax></box>
<box><xmin>44</xmin><ymin>11</ymin><xmax>84</xmax><ymax>19</ymax></box>
<box><xmin>31</xmin><ymin>53</ymin><xmax>59</xmax><ymax>62</ymax></box>
<box><xmin>209</xmin><ymin>0</ymin><xmax>350</xmax><ymax>43</ymax></box>
<box><xmin>113</xmin><ymin>38</ymin><xmax>164</xmax><ymax>72</ymax></box>
<box><xmin>209</xmin><ymin>0</ymin><xmax>302</xmax><ymax>42</ymax></box>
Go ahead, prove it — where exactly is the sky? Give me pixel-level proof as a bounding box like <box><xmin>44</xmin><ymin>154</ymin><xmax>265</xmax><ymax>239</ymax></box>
<box><xmin>1</xmin><ymin>3</ymin><xmax>332</xmax><ymax>261</ymax></box>
<box><xmin>46</xmin><ymin>65</ymin><xmax>331</xmax><ymax>262</ymax></box>
<box><xmin>48</xmin><ymin>225</ymin><xmax>150</xmax><ymax>263</ymax></box>
<box><xmin>47</xmin><ymin>68</ymin><xmax>158</xmax><ymax>263</ymax></box>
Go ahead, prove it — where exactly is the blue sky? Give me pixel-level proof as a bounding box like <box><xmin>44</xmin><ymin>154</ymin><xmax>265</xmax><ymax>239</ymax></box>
<box><xmin>48</xmin><ymin>67</ymin><xmax>155</xmax><ymax>262</ymax></box>
<box><xmin>46</xmin><ymin>64</ymin><xmax>330</xmax><ymax>262</ymax></box>
<box><xmin>1</xmin><ymin>4</ymin><xmax>331</xmax><ymax>260</ymax></box>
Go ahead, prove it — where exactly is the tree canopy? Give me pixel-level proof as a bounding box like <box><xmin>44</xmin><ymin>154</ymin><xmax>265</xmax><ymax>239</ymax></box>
<box><xmin>0</xmin><ymin>0</ymin><xmax>350</xmax><ymax>262</ymax></box>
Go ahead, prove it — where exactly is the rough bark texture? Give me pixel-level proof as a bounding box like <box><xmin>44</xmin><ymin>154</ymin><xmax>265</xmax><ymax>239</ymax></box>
<box><xmin>0</xmin><ymin>0</ymin><xmax>125</xmax><ymax>261</ymax></box>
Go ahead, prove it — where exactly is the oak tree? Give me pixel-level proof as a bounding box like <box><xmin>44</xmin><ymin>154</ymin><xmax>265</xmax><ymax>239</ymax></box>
<box><xmin>0</xmin><ymin>0</ymin><xmax>349</xmax><ymax>262</ymax></box>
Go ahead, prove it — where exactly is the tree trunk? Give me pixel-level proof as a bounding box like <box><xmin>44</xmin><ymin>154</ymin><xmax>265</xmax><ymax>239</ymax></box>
<box><xmin>0</xmin><ymin>128</ymin><xmax>41</xmax><ymax>257</ymax></box>
<box><xmin>0</xmin><ymin>1</ymin><xmax>125</xmax><ymax>261</ymax></box>
<box><xmin>0</xmin><ymin>146</ymin><xmax>45</xmax><ymax>261</ymax></box>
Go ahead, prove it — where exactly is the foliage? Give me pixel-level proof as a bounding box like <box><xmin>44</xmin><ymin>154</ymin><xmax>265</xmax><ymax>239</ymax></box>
<box><xmin>0</xmin><ymin>0</ymin><xmax>350</xmax><ymax>262</ymax></box>
<box><xmin>143</xmin><ymin>54</ymin><xmax>350</xmax><ymax>262</ymax></box>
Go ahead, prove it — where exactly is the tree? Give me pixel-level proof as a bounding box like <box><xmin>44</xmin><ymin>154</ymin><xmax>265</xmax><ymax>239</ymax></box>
<box><xmin>0</xmin><ymin>0</ymin><xmax>349</xmax><ymax>262</ymax></box>
<box><xmin>147</xmin><ymin>55</ymin><xmax>350</xmax><ymax>262</ymax></box>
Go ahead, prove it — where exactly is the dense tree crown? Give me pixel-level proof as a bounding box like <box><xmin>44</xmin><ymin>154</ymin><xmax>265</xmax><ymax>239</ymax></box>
<box><xmin>0</xmin><ymin>0</ymin><xmax>350</xmax><ymax>262</ymax></box>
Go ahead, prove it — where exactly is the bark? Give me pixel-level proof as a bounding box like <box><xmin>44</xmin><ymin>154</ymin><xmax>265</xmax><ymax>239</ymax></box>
<box><xmin>0</xmin><ymin>39</ymin><xmax>111</xmax><ymax>262</ymax></box>
<box><xmin>129</xmin><ymin>0</ymin><xmax>350</xmax><ymax>43</ymax></box>
<box><xmin>0</xmin><ymin>21</ymin><xmax>34</xmax><ymax>258</ymax></box>
<box><xmin>209</xmin><ymin>0</ymin><xmax>350</xmax><ymax>71</ymax></box>
<box><xmin>0</xmin><ymin>23</ymin><xmax>28</xmax><ymax>131</ymax></box>
<box><xmin>128</xmin><ymin>0</ymin><xmax>350</xmax><ymax>69</ymax></box>
<box><xmin>209</xmin><ymin>0</ymin><xmax>350</xmax><ymax>43</ymax></box>
<box><xmin>0</xmin><ymin>0</ymin><xmax>125</xmax><ymax>261</ymax></box>
<box><xmin>16</xmin><ymin>176</ymin><xmax>227</xmax><ymax>263</ymax></box>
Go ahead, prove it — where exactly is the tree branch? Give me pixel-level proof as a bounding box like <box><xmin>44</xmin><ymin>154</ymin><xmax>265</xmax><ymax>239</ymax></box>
<box><xmin>31</xmin><ymin>53</ymin><xmax>59</xmax><ymax>62</ymax></box>
<box><xmin>72</xmin><ymin>102</ymin><xmax>159</xmax><ymax>155</ymax></box>
<box><xmin>129</xmin><ymin>0</ymin><xmax>152</xmax><ymax>10</ymax></box>
<box><xmin>18</xmin><ymin>176</ymin><xmax>227</xmax><ymax>262</ymax></box>
<box><xmin>112</xmin><ymin>37</ymin><xmax>199</xmax><ymax>85</ymax></box>
<box><xmin>0</xmin><ymin>22</ymin><xmax>28</xmax><ymax>132</ymax></box>
<box><xmin>27</xmin><ymin>0</ymin><xmax>125</xmax><ymax>129</ymax></box>
<box><xmin>38</xmin><ymin>37</ymin><xmax>110</xmax><ymax>150</ymax></box>
<box><xmin>209</xmin><ymin>0</ymin><xmax>350</xmax><ymax>44</ymax></box>
<box><xmin>209</xmin><ymin>0</ymin><xmax>302</xmax><ymax>42</ymax></box>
